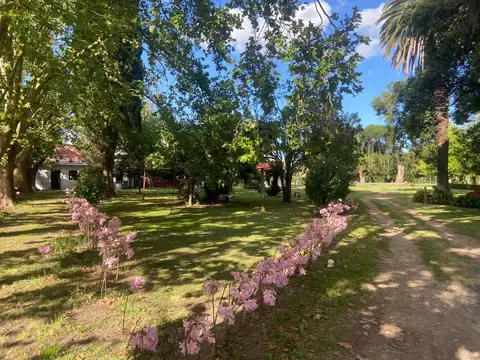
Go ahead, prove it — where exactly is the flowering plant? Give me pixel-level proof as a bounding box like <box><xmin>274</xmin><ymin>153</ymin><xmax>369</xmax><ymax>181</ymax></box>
<box><xmin>64</xmin><ymin>197</ymin><xmax>137</xmax><ymax>296</ymax></box>
<box><xmin>37</xmin><ymin>245</ymin><xmax>53</xmax><ymax>276</ymax></box>
<box><xmin>180</xmin><ymin>199</ymin><xmax>357</xmax><ymax>356</ymax></box>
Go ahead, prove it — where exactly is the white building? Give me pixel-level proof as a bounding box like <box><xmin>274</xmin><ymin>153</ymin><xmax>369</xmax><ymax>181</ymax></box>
<box><xmin>35</xmin><ymin>146</ymin><xmax>88</xmax><ymax>191</ymax></box>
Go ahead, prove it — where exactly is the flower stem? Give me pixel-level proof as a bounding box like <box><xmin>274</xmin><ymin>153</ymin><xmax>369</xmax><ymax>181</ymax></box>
<box><xmin>122</xmin><ymin>294</ymin><xmax>129</xmax><ymax>333</ymax></box>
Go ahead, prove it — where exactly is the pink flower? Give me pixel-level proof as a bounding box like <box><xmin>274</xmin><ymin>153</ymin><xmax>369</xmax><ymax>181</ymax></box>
<box><xmin>217</xmin><ymin>303</ymin><xmax>235</xmax><ymax>324</ymax></box>
<box><xmin>130</xmin><ymin>277</ymin><xmax>146</xmax><ymax>291</ymax></box>
<box><xmin>125</xmin><ymin>232</ymin><xmax>137</xmax><ymax>242</ymax></box>
<box><xmin>180</xmin><ymin>314</ymin><xmax>215</xmax><ymax>354</ymax></box>
<box><xmin>203</xmin><ymin>279</ymin><xmax>222</xmax><ymax>297</ymax></box>
<box><xmin>243</xmin><ymin>299</ymin><xmax>258</xmax><ymax>311</ymax></box>
<box><xmin>37</xmin><ymin>245</ymin><xmax>52</xmax><ymax>255</ymax></box>
<box><xmin>104</xmin><ymin>257</ymin><xmax>119</xmax><ymax>268</ymax></box>
<box><xmin>126</xmin><ymin>248</ymin><xmax>135</xmax><ymax>259</ymax></box>
<box><xmin>263</xmin><ymin>289</ymin><xmax>277</xmax><ymax>306</ymax></box>
<box><xmin>231</xmin><ymin>271</ymin><xmax>241</xmax><ymax>281</ymax></box>
<box><xmin>130</xmin><ymin>327</ymin><xmax>158</xmax><ymax>352</ymax></box>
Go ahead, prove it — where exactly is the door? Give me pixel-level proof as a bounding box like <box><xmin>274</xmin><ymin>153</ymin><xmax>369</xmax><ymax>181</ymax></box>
<box><xmin>51</xmin><ymin>170</ymin><xmax>61</xmax><ymax>190</ymax></box>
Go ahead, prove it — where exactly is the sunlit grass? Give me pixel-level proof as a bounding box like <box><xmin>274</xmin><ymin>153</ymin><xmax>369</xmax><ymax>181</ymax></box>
<box><xmin>1</xmin><ymin>188</ymin><xmax>315</xmax><ymax>359</ymax></box>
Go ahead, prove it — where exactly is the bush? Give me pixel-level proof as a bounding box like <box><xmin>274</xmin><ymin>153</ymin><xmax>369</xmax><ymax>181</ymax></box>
<box><xmin>451</xmin><ymin>195</ymin><xmax>480</xmax><ymax>208</ymax></box>
<box><xmin>305</xmin><ymin>156</ymin><xmax>355</xmax><ymax>206</ymax></box>
<box><xmin>244</xmin><ymin>179</ymin><xmax>260</xmax><ymax>190</ymax></box>
<box><xmin>412</xmin><ymin>189</ymin><xmax>480</xmax><ymax>209</ymax></box>
<box><xmin>74</xmin><ymin>168</ymin><xmax>107</xmax><ymax>204</ymax></box>
<box><xmin>450</xmin><ymin>183</ymin><xmax>480</xmax><ymax>190</ymax></box>
<box><xmin>413</xmin><ymin>189</ymin><xmax>426</xmax><ymax>203</ymax></box>
<box><xmin>266</xmin><ymin>183</ymin><xmax>282</xmax><ymax>197</ymax></box>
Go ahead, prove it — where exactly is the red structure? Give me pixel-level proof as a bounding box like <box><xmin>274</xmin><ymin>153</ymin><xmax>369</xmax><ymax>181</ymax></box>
<box><xmin>255</xmin><ymin>163</ymin><xmax>271</xmax><ymax>171</ymax></box>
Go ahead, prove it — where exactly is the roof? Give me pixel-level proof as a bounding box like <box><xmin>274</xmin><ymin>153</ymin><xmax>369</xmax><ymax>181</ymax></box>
<box><xmin>53</xmin><ymin>146</ymin><xmax>86</xmax><ymax>164</ymax></box>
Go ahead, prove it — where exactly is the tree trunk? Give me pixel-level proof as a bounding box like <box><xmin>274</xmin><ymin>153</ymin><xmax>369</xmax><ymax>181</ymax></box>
<box><xmin>434</xmin><ymin>88</ymin><xmax>449</xmax><ymax>192</ymax></box>
<box><xmin>103</xmin><ymin>125</ymin><xmax>118</xmax><ymax>197</ymax></box>
<box><xmin>395</xmin><ymin>164</ymin><xmax>405</xmax><ymax>184</ymax></box>
<box><xmin>27</xmin><ymin>165</ymin><xmax>40</xmax><ymax>191</ymax></box>
<box><xmin>283</xmin><ymin>166</ymin><xmax>292</xmax><ymax>202</ymax></box>
<box><xmin>187</xmin><ymin>177</ymin><xmax>195</xmax><ymax>206</ymax></box>
<box><xmin>359</xmin><ymin>169</ymin><xmax>366</xmax><ymax>184</ymax></box>
<box><xmin>0</xmin><ymin>148</ymin><xmax>16</xmax><ymax>209</ymax></box>
<box><xmin>14</xmin><ymin>148</ymin><xmax>34</xmax><ymax>193</ymax></box>
<box><xmin>14</xmin><ymin>164</ymin><xmax>28</xmax><ymax>192</ymax></box>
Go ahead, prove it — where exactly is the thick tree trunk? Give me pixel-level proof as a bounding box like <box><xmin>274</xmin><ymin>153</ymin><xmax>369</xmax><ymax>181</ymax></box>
<box><xmin>0</xmin><ymin>149</ymin><xmax>16</xmax><ymax>209</ymax></box>
<box><xmin>26</xmin><ymin>165</ymin><xmax>39</xmax><ymax>191</ymax></box>
<box><xmin>283</xmin><ymin>166</ymin><xmax>292</xmax><ymax>202</ymax></box>
<box><xmin>395</xmin><ymin>164</ymin><xmax>405</xmax><ymax>184</ymax></box>
<box><xmin>359</xmin><ymin>169</ymin><xmax>366</xmax><ymax>184</ymax></box>
<box><xmin>103</xmin><ymin>125</ymin><xmax>118</xmax><ymax>197</ymax></box>
<box><xmin>434</xmin><ymin>88</ymin><xmax>449</xmax><ymax>192</ymax></box>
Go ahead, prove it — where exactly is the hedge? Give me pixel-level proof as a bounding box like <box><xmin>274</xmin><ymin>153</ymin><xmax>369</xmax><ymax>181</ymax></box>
<box><xmin>413</xmin><ymin>189</ymin><xmax>480</xmax><ymax>209</ymax></box>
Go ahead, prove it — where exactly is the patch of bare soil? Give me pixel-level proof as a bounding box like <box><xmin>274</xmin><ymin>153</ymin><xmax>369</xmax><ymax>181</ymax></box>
<box><xmin>339</xmin><ymin>196</ymin><xmax>480</xmax><ymax>360</ymax></box>
<box><xmin>380</xmin><ymin>195</ymin><xmax>480</xmax><ymax>260</ymax></box>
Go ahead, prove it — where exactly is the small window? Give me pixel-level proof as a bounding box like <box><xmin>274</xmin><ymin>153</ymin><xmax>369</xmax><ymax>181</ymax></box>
<box><xmin>69</xmin><ymin>170</ymin><xmax>79</xmax><ymax>181</ymax></box>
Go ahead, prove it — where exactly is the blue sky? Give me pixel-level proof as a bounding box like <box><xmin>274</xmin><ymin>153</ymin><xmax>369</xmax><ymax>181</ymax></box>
<box><xmin>337</xmin><ymin>0</ymin><xmax>405</xmax><ymax>126</ymax></box>
<box><xmin>226</xmin><ymin>0</ymin><xmax>405</xmax><ymax>127</ymax></box>
<box><xmin>149</xmin><ymin>0</ymin><xmax>404</xmax><ymax>127</ymax></box>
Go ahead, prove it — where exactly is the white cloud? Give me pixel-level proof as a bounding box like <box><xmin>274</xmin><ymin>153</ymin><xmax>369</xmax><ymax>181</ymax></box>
<box><xmin>356</xmin><ymin>38</ymin><xmax>381</xmax><ymax>59</ymax></box>
<box><xmin>356</xmin><ymin>3</ymin><xmax>385</xmax><ymax>59</ymax></box>
<box><xmin>336</xmin><ymin>0</ymin><xmax>348</xmax><ymax>10</ymax></box>
<box><xmin>230</xmin><ymin>1</ymin><xmax>332</xmax><ymax>53</ymax></box>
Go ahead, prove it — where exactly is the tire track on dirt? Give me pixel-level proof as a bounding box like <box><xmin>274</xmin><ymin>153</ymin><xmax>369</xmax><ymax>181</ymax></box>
<box><xmin>340</xmin><ymin>196</ymin><xmax>480</xmax><ymax>360</ymax></box>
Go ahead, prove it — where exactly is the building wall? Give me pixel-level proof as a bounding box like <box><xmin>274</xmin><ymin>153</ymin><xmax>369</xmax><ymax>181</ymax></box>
<box><xmin>35</xmin><ymin>169</ymin><xmax>51</xmax><ymax>190</ymax></box>
<box><xmin>35</xmin><ymin>164</ymin><xmax>87</xmax><ymax>191</ymax></box>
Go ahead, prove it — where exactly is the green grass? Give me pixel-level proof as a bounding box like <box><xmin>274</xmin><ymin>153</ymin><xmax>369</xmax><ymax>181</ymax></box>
<box><xmin>222</xmin><ymin>200</ymin><xmax>389</xmax><ymax>359</ymax></box>
<box><xmin>1</xmin><ymin>188</ymin><xmax>316</xmax><ymax>359</ymax></box>
<box><xmin>352</xmin><ymin>184</ymin><xmax>480</xmax><ymax>240</ymax></box>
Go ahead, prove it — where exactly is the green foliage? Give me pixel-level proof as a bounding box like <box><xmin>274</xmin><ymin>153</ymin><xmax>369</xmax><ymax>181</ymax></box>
<box><xmin>53</xmin><ymin>233</ymin><xmax>85</xmax><ymax>255</ymax></box>
<box><xmin>74</xmin><ymin>168</ymin><xmax>107</xmax><ymax>204</ymax></box>
<box><xmin>266</xmin><ymin>183</ymin><xmax>282</xmax><ymax>197</ymax></box>
<box><xmin>412</xmin><ymin>189</ymin><xmax>480</xmax><ymax>209</ymax></box>
<box><xmin>305</xmin><ymin>155</ymin><xmax>355</xmax><ymax>206</ymax></box>
<box><xmin>243</xmin><ymin>179</ymin><xmax>260</xmax><ymax>190</ymax></box>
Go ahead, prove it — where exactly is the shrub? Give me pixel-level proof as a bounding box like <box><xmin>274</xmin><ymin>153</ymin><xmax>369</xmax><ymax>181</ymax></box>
<box><xmin>413</xmin><ymin>189</ymin><xmax>426</xmax><ymax>203</ymax></box>
<box><xmin>451</xmin><ymin>195</ymin><xmax>480</xmax><ymax>208</ymax></box>
<box><xmin>305</xmin><ymin>156</ymin><xmax>355</xmax><ymax>206</ymax></box>
<box><xmin>450</xmin><ymin>183</ymin><xmax>480</xmax><ymax>190</ymax></box>
<box><xmin>74</xmin><ymin>168</ymin><xmax>107</xmax><ymax>204</ymax></box>
<box><xmin>244</xmin><ymin>179</ymin><xmax>260</xmax><ymax>190</ymax></box>
<box><xmin>266</xmin><ymin>183</ymin><xmax>282</xmax><ymax>196</ymax></box>
<box><xmin>428</xmin><ymin>190</ymin><xmax>454</xmax><ymax>205</ymax></box>
<box><xmin>412</xmin><ymin>189</ymin><xmax>480</xmax><ymax>209</ymax></box>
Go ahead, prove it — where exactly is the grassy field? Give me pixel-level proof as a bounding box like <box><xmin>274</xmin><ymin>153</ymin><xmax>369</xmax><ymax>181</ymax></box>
<box><xmin>3</xmin><ymin>183</ymin><xmax>478</xmax><ymax>359</ymax></box>
<box><xmin>1</xmin><ymin>188</ymin><xmax>317</xmax><ymax>359</ymax></box>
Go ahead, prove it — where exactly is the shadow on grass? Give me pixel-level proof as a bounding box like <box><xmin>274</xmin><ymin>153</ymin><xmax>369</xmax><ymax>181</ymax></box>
<box><xmin>143</xmin><ymin>202</ymin><xmax>389</xmax><ymax>359</ymax></box>
<box><xmin>1</xmin><ymin>189</ymin><xmax>314</xmax><ymax>324</ymax></box>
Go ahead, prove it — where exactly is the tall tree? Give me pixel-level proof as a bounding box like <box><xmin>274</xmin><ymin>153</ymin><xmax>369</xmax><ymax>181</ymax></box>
<box><xmin>234</xmin><ymin>6</ymin><xmax>366</xmax><ymax>202</ymax></box>
<box><xmin>0</xmin><ymin>0</ymin><xmax>132</xmax><ymax>208</ymax></box>
<box><xmin>379</xmin><ymin>0</ymin><xmax>479</xmax><ymax>191</ymax></box>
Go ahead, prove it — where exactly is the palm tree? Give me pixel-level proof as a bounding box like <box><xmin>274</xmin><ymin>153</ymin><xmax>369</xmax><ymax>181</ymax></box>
<box><xmin>378</xmin><ymin>0</ymin><xmax>451</xmax><ymax>191</ymax></box>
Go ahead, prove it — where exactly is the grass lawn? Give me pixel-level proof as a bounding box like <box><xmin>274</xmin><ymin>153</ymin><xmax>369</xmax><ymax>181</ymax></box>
<box><xmin>1</xmin><ymin>188</ymin><xmax>318</xmax><ymax>359</ymax></box>
<box><xmin>352</xmin><ymin>183</ymin><xmax>480</xmax><ymax>240</ymax></box>
<box><xmin>223</xmin><ymin>199</ymin><xmax>389</xmax><ymax>360</ymax></box>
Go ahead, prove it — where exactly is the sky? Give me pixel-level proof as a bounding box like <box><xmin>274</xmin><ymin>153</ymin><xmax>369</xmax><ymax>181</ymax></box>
<box><xmin>225</xmin><ymin>0</ymin><xmax>406</xmax><ymax>127</ymax></box>
<box><xmin>148</xmin><ymin>0</ymin><xmax>405</xmax><ymax>128</ymax></box>
<box><xmin>338</xmin><ymin>0</ymin><xmax>405</xmax><ymax>126</ymax></box>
